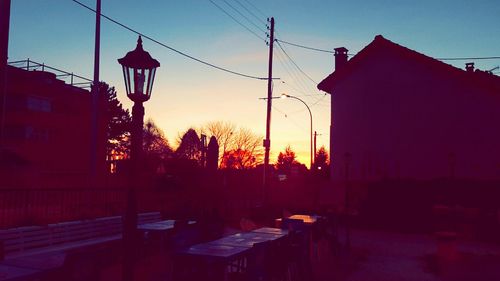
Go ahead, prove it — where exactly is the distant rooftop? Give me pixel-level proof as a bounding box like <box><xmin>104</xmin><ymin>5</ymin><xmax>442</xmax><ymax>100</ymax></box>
<box><xmin>8</xmin><ymin>59</ymin><xmax>92</xmax><ymax>89</ymax></box>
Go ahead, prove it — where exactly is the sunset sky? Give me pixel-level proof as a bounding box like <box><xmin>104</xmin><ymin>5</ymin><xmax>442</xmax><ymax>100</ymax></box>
<box><xmin>8</xmin><ymin>0</ymin><xmax>500</xmax><ymax>166</ymax></box>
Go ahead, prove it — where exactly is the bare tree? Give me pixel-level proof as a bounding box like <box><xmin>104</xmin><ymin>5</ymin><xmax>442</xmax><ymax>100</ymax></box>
<box><xmin>200</xmin><ymin>121</ymin><xmax>263</xmax><ymax>169</ymax></box>
<box><xmin>200</xmin><ymin>121</ymin><xmax>236</xmax><ymax>161</ymax></box>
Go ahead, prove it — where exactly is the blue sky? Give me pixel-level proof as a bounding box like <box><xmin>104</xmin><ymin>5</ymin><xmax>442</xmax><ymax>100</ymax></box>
<box><xmin>8</xmin><ymin>0</ymin><xmax>500</xmax><ymax>165</ymax></box>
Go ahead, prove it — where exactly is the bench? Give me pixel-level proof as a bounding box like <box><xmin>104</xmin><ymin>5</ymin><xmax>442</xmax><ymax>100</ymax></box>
<box><xmin>0</xmin><ymin>212</ymin><xmax>162</xmax><ymax>260</ymax></box>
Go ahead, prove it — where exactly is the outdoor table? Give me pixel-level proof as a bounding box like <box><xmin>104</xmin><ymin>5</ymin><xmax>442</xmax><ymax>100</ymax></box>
<box><xmin>275</xmin><ymin>214</ymin><xmax>324</xmax><ymax>261</ymax></box>
<box><xmin>252</xmin><ymin>227</ymin><xmax>288</xmax><ymax>235</ymax></box>
<box><xmin>178</xmin><ymin>243</ymin><xmax>250</xmax><ymax>260</ymax></box>
<box><xmin>176</xmin><ymin>243</ymin><xmax>250</xmax><ymax>281</ymax></box>
<box><xmin>289</xmin><ymin>214</ymin><xmax>321</xmax><ymax>225</ymax></box>
<box><xmin>138</xmin><ymin>219</ymin><xmax>197</xmax><ymax>248</ymax></box>
<box><xmin>0</xmin><ymin>264</ymin><xmax>40</xmax><ymax>281</ymax></box>
<box><xmin>138</xmin><ymin>219</ymin><xmax>197</xmax><ymax>231</ymax></box>
<box><xmin>138</xmin><ymin>220</ymin><xmax>176</xmax><ymax>231</ymax></box>
<box><xmin>275</xmin><ymin>214</ymin><xmax>322</xmax><ymax>228</ymax></box>
<box><xmin>211</xmin><ymin>231</ymin><xmax>284</xmax><ymax>248</ymax></box>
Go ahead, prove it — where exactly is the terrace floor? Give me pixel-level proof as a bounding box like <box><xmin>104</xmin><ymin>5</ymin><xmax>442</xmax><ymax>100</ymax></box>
<box><xmin>100</xmin><ymin>227</ymin><xmax>500</xmax><ymax>281</ymax></box>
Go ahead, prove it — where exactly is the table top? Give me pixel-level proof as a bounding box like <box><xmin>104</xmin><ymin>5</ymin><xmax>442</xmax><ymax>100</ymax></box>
<box><xmin>1</xmin><ymin>252</ymin><xmax>66</xmax><ymax>271</ymax></box>
<box><xmin>138</xmin><ymin>220</ymin><xmax>175</xmax><ymax>231</ymax></box>
<box><xmin>178</xmin><ymin>243</ymin><xmax>249</xmax><ymax>260</ymax></box>
<box><xmin>253</xmin><ymin>227</ymin><xmax>289</xmax><ymax>235</ymax></box>
<box><xmin>289</xmin><ymin>215</ymin><xmax>320</xmax><ymax>224</ymax></box>
<box><xmin>276</xmin><ymin>214</ymin><xmax>321</xmax><ymax>226</ymax></box>
<box><xmin>0</xmin><ymin>264</ymin><xmax>40</xmax><ymax>281</ymax></box>
<box><xmin>212</xmin><ymin>231</ymin><xmax>286</xmax><ymax>248</ymax></box>
<box><xmin>138</xmin><ymin>220</ymin><xmax>197</xmax><ymax>231</ymax></box>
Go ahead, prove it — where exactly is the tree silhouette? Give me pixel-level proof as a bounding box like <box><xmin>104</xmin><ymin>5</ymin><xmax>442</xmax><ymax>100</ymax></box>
<box><xmin>175</xmin><ymin>128</ymin><xmax>203</xmax><ymax>163</ymax></box>
<box><xmin>221</xmin><ymin>148</ymin><xmax>257</xmax><ymax>169</ymax></box>
<box><xmin>102</xmin><ymin>82</ymin><xmax>131</xmax><ymax>158</ymax></box>
<box><xmin>143</xmin><ymin>118</ymin><xmax>172</xmax><ymax>159</ymax></box>
<box><xmin>313</xmin><ymin>146</ymin><xmax>329</xmax><ymax>177</ymax></box>
<box><xmin>206</xmin><ymin>136</ymin><xmax>219</xmax><ymax>172</ymax></box>
<box><xmin>201</xmin><ymin>121</ymin><xmax>236</xmax><ymax>163</ymax></box>
<box><xmin>200</xmin><ymin>121</ymin><xmax>263</xmax><ymax>169</ymax></box>
<box><xmin>314</xmin><ymin>146</ymin><xmax>329</xmax><ymax>170</ymax></box>
<box><xmin>276</xmin><ymin>145</ymin><xmax>298</xmax><ymax>173</ymax></box>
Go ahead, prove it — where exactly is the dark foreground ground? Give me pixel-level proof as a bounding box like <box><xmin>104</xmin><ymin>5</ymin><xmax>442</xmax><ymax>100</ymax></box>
<box><xmin>97</xmin><ymin>227</ymin><xmax>500</xmax><ymax>281</ymax></box>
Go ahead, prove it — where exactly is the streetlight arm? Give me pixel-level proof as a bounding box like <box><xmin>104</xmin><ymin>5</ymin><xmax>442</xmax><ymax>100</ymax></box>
<box><xmin>281</xmin><ymin>94</ymin><xmax>313</xmax><ymax>169</ymax></box>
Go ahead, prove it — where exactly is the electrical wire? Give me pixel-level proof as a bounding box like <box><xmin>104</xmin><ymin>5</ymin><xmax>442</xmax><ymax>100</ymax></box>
<box><xmin>241</xmin><ymin>0</ymin><xmax>268</xmax><ymax>18</ymax></box>
<box><xmin>274</xmin><ymin>47</ymin><xmax>327</xmax><ymax>110</ymax></box>
<box><xmin>71</xmin><ymin>0</ymin><xmax>273</xmax><ymax>80</ymax></box>
<box><xmin>208</xmin><ymin>0</ymin><xmax>266</xmax><ymax>41</ymax></box>
<box><xmin>231</xmin><ymin>0</ymin><xmax>267</xmax><ymax>26</ymax></box>
<box><xmin>271</xmin><ymin>105</ymin><xmax>308</xmax><ymax>133</ymax></box>
<box><xmin>221</xmin><ymin>0</ymin><xmax>267</xmax><ymax>33</ymax></box>
<box><xmin>276</xmin><ymin>39</ymin><xmax>334</xmax><ymax>54</ymax></box>
<box><xmin>275</xmin><ymin>49</ymin><xmax>312</xmax><ymax>95</ymax></box>
<box><xmin>276</xmin><ymin>43</ymin><xmax>326</xmax><ymax>109</ymax></box>
<box><xmin>437</xmin><ymin>56</ymin><xmax>500</xmax><ymax>61</ymax></box>
<box><xmin>275</xmin><ymin>40</ymin><xmax>318</xmax><ymax>85</ymax></box>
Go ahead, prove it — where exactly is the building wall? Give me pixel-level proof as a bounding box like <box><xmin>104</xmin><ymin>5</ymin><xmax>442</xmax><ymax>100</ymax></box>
<box><xmin>1</xmin><ymin>66</ymin><xmax>106</xmax><ymax>188</ymax></box>
<box><xmin>330</xmin><ymin>49</ymin><xmax>500</xmax><ymax>181</ymax></box>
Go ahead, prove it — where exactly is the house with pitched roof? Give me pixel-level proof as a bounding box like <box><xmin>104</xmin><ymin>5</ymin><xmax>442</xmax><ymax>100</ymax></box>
<box><xmin>318</xmin><ymin>35</ymin><xmax>500</xmax><ymax>183</ymax></box>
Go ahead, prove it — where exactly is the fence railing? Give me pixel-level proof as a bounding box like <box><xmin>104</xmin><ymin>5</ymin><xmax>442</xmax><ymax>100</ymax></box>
<box><xmin>0</xmin><ymin>188</ymin><xmax>179</xmax><ymax>229</ymax></box>
<box><xmin>8</xmin><ymin>59</ymin><xmax>93</xmax><ymax>89</ymax></box>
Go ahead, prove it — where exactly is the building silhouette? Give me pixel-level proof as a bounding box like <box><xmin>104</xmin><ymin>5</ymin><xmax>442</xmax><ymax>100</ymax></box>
<box><xmin>319</xmin><ymin>35</ymin><xmax>500</xmax><ymax>182</ymax></box>
<box><xmin>1</xmin><ymin>60</ymin><xmax>106</xmax><ymax>188</ymax></box>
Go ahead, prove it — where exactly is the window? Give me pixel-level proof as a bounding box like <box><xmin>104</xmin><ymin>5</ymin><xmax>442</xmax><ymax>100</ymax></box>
<box><xmin>26</xmin><ymin>96</ymin><xmax>51</xmax><ymax>112</ymax></box>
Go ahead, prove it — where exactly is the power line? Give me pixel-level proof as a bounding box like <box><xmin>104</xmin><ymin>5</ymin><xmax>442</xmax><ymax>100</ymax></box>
<box><xmin>274</xmin><ymin>49</ymin><xmax>327</xmax><ymax>109</ymax></box>
<box><xmin>71</xmin><ymin>0</ymin><xmax>272</xmax><ymax>80</ymax></box>
<box><xmin>208</xmin><ymin>0</ymin><xmax>266</xmax><ymax>41</ymax></box>
<box><xmin>277</xmin><ymin>39</ymin><xmax>500</xmax><ymax>61</ymax></box>
<box><xmin>275</xmin><ymin>50</ymin><xmax>312</xmax><ymax>95</ymax></box>
<box><xmin>231</xmin><ymin>0</ymin><xmax>267</xmax><ymax>26</ymax></box>
<box><xmin>221</xmin><ymin>0</ymin><xmax>266</xmax><ymax>33</ymax></box>
<box><xmin>271</xmin><ymin>105</ymin><xmax>308</xmax><ymax>133</ymax></box>
<box><xmin>437</xmin><ymin>56</ymin><xmax>500</xmax><ymax>61</ymax></box>
<box><xmin>241</xmin><ymin>0</ymin><xmax>268</xmax><ymax>18</ymax></box>
<box><xmin>276</xmin><ymin>39</ymin><xmax>334</xmax><ymax>54</ymax></box>
<box><xmin>276</xmin><ymin>40</ymin><xmax>318</xmax><ymax>85</ymax></box>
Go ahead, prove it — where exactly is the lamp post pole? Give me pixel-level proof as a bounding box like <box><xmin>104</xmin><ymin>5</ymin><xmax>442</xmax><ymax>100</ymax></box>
<box><xmin>118</xmin><ymin>36</ymin><xmax>160</xmax><ymax>281</ymax></box>
<box><xmin>282</xmin><ymin>94</ymin><xmax>313</xmax><ymax>169</ymax></box>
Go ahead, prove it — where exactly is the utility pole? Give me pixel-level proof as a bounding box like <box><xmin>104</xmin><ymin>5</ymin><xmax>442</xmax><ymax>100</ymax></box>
<box><xmin>263</xmin><ymin>17</ymin><xmax>274</xmax><ymax>202</ymax></box>
<box><xmin>314</xmin><ymin>131</ymin><xmax>318</xmax><ymax>166</ymax></box>
<box><xmin>90</xmin><ymin>0</ymin><xmax>101</xmax><ymax>188</ymax></box>
<box><xmin>0</xmin><ymin>0</ymin><xmax>11</xmax><ymax>148</ymax></box>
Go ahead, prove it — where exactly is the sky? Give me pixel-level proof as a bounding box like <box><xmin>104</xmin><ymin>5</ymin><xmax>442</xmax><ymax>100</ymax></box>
<box><xmin>7</xmin><ymin>0</ymin><xmax>500</xmax><ymax>166</ymax></box>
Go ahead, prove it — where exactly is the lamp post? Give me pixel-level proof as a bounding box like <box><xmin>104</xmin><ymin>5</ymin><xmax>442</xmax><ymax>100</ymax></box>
<box><xmin>118</xmin><ymin>36</ymin><xmax>160</xmax><ymax>281</ymax></box>
<box><xmin>281</xmin><ymin>94</ymin><xmax>313</xmax><ymax>169</ymax></box>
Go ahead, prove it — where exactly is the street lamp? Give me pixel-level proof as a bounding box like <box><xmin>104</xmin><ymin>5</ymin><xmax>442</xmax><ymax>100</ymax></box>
<box><xmin>281</xmin><ymin>94</ymin><xmax>313</xmax><ymax>169</ymax></box>
<box><xmin>118</xmin><ymin>35</ymin><xmax>160</xmax><ymax>281</ymax></box>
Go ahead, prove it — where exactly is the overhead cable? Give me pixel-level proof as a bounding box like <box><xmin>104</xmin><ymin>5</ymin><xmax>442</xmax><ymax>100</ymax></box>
<box><xmin>232</xmin><ymin>0</ymin><xmax>267</xmax><ymax>26</ymax></box>
<box><xmin>437</xmin><ymin>56</ymin><xmax>500</xmax><ymax>61</ymax></box>
<box><xmin>71</xmin><ymin>0</ymin><xmax>273</xmax><ymax>80</ymax></box>
<box><xmin>276</xmin><ymin>40</ymin><xmax>318</xmax><ymax>85</ymax></box>
<box><xmin>276</xmin><ymin>39</ymin><xmax>334</xmax><ymax>54</ymax></box>
<box><xmin>241</xmin><ymin>0</ymin><xmax>268</xmax><ymax>18</ymax></box>
<box><xmin>221</xmin><ymin>0</ymin><xmax>267</xmax><ymax>33</ymax></box>
<box><xmin>208</xmin><ymin>0</ymin><xmax>266</xmax><ymax>41</ymax></box>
